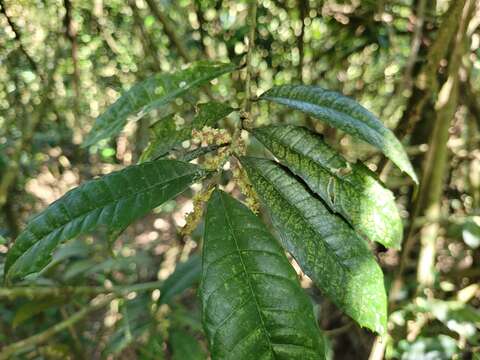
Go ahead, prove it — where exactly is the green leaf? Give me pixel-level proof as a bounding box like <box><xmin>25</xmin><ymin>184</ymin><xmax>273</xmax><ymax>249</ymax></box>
<box><xmin>191</xmin><ymin>101</ymin><xmax>234</xmax><ymax>129</ymax></box>
<box><xmin>140</xmin><ymin>114</ymin><xmax>187</xmax><ymax>162</ymax></box>
<box><xmin>252</xmin><ymin>125</ymin><xmax>402</xmax><ymax>249</ymax></box>
<box><xmin>416</xmin><ymin>298</ymin><xmax>480</xmax><ymax>339</ymax></box>
<box><xmin>5</xmin><ymin>159</ymin><xmax>206</xmax><ymax>283</ymax></box>
<box><xmin>260</xmin><ymin>85</ymin><xmax>418</xmax><ymax>184</ymax></box>
<box><xmin>241</xmin><ymin>157</ymin><xmax>387</xmax><ymax>334</ymax></box>
<box><xmin>170</xmin><ymin>329</ymin><xmax>206</xmax><ymax>360</ymax></box>
<box><xmin>201</xmin><ymin>189</ymin><xmax>325</xmax><ymax>359</ymax></box>
<box><xmin>462</xmin><ymin>218</ymin><xmax>480</xmax><ymax>249</ymax></box>
<box><xmin>140</xmin><ymin>101</ymin><xmax>234</xmax><ymax>162</ymax></box>
<box><xmin>84</xmin><ymin>61</ymin><xmax>237</xmax><ymax>147</ymax></box>
<box><xmin>158</xmin><ymin>254</ymin><xmax>202</xmax><ymax>305</ymax></box>
<box><xmin>12</xmin><ymin>297</ymin><xmax>67</xmax><ymax>328</ymax></box>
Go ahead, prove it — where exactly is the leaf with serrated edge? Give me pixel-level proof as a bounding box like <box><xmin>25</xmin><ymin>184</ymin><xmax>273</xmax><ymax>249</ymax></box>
<box><xmin>241</xmin><ymin>157</ymin><xmax>387</xmax><ymax>334</ymax></box>
<box><xmin>260</xmin><ymin>85</ymin><xmax>418</xmax><ymax>184</ymax></box>
<box><xmin>201</xmin><ymin>189</ymin><xmax>325</xmax><ymax>359</ymax></box>
<box><xmin>84</xmin><ymin>62</ymin><xmax>237</xmax><ymax>147</ymax></box>
<box><xmin>5</xmin><ymin>160</ymin><xmax>206</xmax><ymax>283</ymax></box>
<box><xmin>253</xmin><ymin>125</ymin><xmax>402</xmax><ymax>249</ymax></box>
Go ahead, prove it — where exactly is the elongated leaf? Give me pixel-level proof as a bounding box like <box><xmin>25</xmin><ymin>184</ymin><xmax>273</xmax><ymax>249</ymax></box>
<box><xmin>253</xmin><ymin>125</ymin><xmax>402</xmax><ymax>249</ymax></box>
<box><xmin>158</xmin><ymin>254</ymin><xmax>201</xmax><ymax>305</ymax></box>
<box><xmin>84</xmin><ymin>62</ymin><xmax>237</xmax><ymax>147</ymax></box>
<box><xmin>13</xmin><ymin>297</ymin><xmax>67</xmax><ymax>328</ymax></box>
<box><xmin>241</xmin><ymin>157</ymin><xmax>387</xmax><ymax>334</ymax></box>
<box><xmin>141</xmin><ymin>102</ymin><xmax>234</xmax><ymax>162</ymax></box>
<box><xmin>5</xmin><ymin>160</ymin><xmax>206</xmax><ymax>283</ymax></box>
<box><xmin>260</xmin><ymin>85</ymin><xmax>418</xmax><ymax>183</ymax></box>
<box><xmin>201</xmin><ymin>189</ymin><xmax>325</xmax><ymax>359</ymax></box>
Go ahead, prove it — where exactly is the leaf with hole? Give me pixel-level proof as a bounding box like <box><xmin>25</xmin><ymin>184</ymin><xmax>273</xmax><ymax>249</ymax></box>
<box><xmin>252</xmin><ymin>125</ymin><xmax>402</xmax><ymax>249</ymax></box>
<box><xmin>201</xmin><ymin>189</ymin><xmax>325</xmax><ymax>359</ymax></box>
<box><xmin>260</xmin><ymin>85</ymin><xmax>418</xmax><ymax>183</ymax></box>
<box><xmin>241</xmin><ymin>157</ymin><xmax>387</xmax><ymax>334</ymax></box>
<box><xmin>5</xmin><ymin>159</ymin><xmax>206</xmax><ymax>283</ymax></box>
<box><xmin>84</xmin><ymin>61</ymin><xmax>236</xmax><ymax>147</ymax></box>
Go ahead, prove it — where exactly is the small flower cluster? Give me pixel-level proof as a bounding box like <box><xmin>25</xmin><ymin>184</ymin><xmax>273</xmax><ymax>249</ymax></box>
<box><xmin>191</xmin><ymin>126</ymin><xmax>231</xmax><ymax>147</ymax></box>
<box><xmin>232</xmin><ymin>165</ymin><xmax>260</xmax><ymax>214</ymax></box>
<box><xmin>191</xmin><ymin>126</ymin><xmax>236</xmax><ymax>171</ymax></box>
<box><xmin>181</xmin><ymin>186</ymin><xmax>215</xmax><ymax>236</ymax></box>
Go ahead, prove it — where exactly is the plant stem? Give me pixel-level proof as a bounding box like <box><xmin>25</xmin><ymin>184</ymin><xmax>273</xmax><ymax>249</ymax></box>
<box><xmin>416</xmin><ymin>0</ymin><xmax>474</xmax><ymax>290</ymax></box>
<box><xmin>145</xmin><ymin>0</ymin><xmax>192</xmax><ymax>63</ymax></box>
<box><xmin>243</xmin><ymin>1</ymin><xmax>257</xmax><ymax>123</ymax></box>
<box><xmin>0</xmin><ymin>280</ymin><xmax>165</xmax><ymax>300</ymax></box>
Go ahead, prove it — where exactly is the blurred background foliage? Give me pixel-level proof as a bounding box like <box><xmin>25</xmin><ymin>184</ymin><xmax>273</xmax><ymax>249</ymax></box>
<box><xmin>0</xmin><ymin>0</ymin><xmax>479</xmax><ymax>359</ymax></box>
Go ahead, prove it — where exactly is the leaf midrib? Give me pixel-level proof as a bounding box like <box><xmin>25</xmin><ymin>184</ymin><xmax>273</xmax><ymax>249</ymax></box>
<box><xmin>219</xmin><ymin>194</ymin><xmax>276</xmax><ymax>357</ymax></box>
<box><xmin>7</xmin><ymin>170</ymin><xmax>200</xmax><ymax>276</ymax></box>
<box><xmin>246</xmin><ymin>161</ymin><xmax>352</xmax><ymax>276</ymax></box>
<box><xmin>263</xmin><ymin>94</ymin><xmax>386</xmax><ymax>145</ymax></box>
<box><xmin>269</xmin><ymin>132</ymin><xmax>389</xmax><ymax>217</ymax></box>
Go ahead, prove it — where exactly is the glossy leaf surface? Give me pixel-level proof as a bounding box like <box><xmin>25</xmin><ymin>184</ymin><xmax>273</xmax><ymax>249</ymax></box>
<box><xmin>241</xmin><ymin>157</ymin><xmax>387</xmax><ymax>334</ymax></box>
<box><xmin>201</xmin><ymin>189</ymin><xmax>325</xmax><ymax>359</ymax></box>
<box><xmin>5</xmin><ymin>160</ymin><xmax>206</xmax><ymax>283</ymax></box>
<box><xmin>260</xmin><ymin>85</ymin><xmax>418</xmax><ymax>183</ymax></box>
<box><xmin>84</xmin><ymin>62</ymin><xmax>236</xmax><ymax>147</ymax></box>
<box><xmin>253</xmin><ymin>125</ymin><xmax>402</xmax><ymax>249</ymax></box>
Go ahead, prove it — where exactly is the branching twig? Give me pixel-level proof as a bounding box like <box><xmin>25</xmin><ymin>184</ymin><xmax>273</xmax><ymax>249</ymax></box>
<box><xmin>242</xmin><ymin>1</ymin><xmax>257</xmax><ymax>128</ymax></box>
<box><xmin>0</xmin><ymin>0</ymin><xmax>39</xmax><ymax>74</ymax></box>
<box><xmin>0</xmin><ymin>280</ymin><xmax>165</xmax><ymax>300</ymax></box>
<box><xmin>145</xmin><ymin>0</ymin><xmax>192</xmax><ymax>62</ymax></box>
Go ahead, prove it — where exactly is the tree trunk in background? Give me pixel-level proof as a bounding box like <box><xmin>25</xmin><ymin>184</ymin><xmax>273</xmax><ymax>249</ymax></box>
<box><xmin>145</xmin><ymin>0</ymin><xmax>192</xmax><ymax>63</ymax></box>
<box><xmin>416</xmin><ymin>0</ymin><xmax>475</xmax><ymax>290</ymax></box>
<box><xmin>394</xmin><ymin>0</ymin><xmax>466</xmax><ymax>141</ymax></box>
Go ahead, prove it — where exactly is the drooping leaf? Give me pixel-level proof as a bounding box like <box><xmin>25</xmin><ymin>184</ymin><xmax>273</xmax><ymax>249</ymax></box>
<box><xmin>158</xmin><ymin>254</ymin><xmax>202</xmax><ymax>305</ymax></box>
<box><xmin>201</xmin><ymin>189</ymin><xmax>325</xmax><ymax>359</ymax></box>
<box><xmin>260</xmin><ymin>85</ymin><xmax>418</xmax><ymax>184</ymax></box>
<box><xmin>252</xmin><ymin>125</ymin><xmax>402</xmax><ymax>249</ymax></box>
<box><xmin>140</xmin><ymin>102</ymin><xmax>234</xmax><ymax>162</ymax></box>
<box><xmin>5</xmin><ymin>160</ymin><xmax>206</xmax><ymax>283</ymax></box>
<box><xmin>241</xmin><ymin>157</ymin><xmax>387</xmax><ymax>334</ymax></box>
<box><xmin>84</xmin><ymin>61</ymin><xmax>237</xmax><ymax>147</ymax></box>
